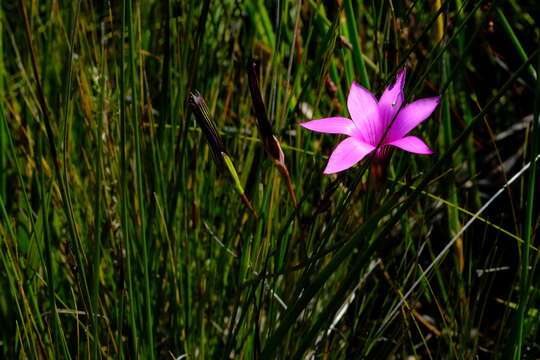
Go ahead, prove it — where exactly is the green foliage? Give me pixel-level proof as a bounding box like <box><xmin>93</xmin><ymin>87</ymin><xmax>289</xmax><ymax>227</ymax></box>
<box><xmin>0</xmin><ymin>0</ymin><xmax>539</xmax><ymax>358</ymax></box>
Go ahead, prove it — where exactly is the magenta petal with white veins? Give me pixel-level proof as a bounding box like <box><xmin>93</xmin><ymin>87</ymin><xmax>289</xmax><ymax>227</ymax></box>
<box><xmin>323</xmin><ymin>137</ymin><xmax>375</xmax><ymax>174</ymax></box>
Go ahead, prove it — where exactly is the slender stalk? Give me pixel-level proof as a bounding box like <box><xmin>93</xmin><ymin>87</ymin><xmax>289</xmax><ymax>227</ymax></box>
<box><xmin>439</xmin><ymin>6</ymin><xmax>463</xmax><ymax>273</ymax></box>
<box><xmin>90</xmin><ymin>20</ymin><xmax>107</xmax><ymax>360</ymax></box>
<box><xmin>127</xmin><ymin>0</ymin><xmax>155</xmax><ymax>356</ymax></box>
<box><xmin>496</xmin><ymin>7</ymin><xmax>537</xmax><ymax>79</ymax></box>
<box><xmin>19</xmin><ymin>0</ymin><xmax>94</xmax><ymax>347</ymax></box>
<box><xmin>120</xmin><ymin>0</ymin><xmax>139</xmax><ymax>354</ymax></box>
<box><xmin>344</xmin><ymin>0</ymin><xmax>369</xmax><ymax>88</ymax></box>
<box><xmin>512</xmin><ymin>46</ymin><xmax>540</xmax><ymax>360</ymax></box>
<box><xmin>0</xmin><ymin>5</ymin><xmax>5</xmax><ymax>201</ymax></box>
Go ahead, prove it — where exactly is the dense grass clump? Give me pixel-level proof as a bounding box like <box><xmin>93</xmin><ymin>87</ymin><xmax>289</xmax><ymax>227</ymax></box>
<box><xmin>1</xmin><ymin>0</ymin><xmax>539</xmax><ymax>358</ymax></box>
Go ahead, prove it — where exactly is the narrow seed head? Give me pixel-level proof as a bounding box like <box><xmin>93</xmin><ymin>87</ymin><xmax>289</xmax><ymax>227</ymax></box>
<box><xmin>247</xmin><ymin>58</ymin><xmax>298</xmax><ymax>208</ymax></box>
<box><xmin>246</xmin><ymin>58</ymin><xmax>280</xmax><ymax>160</ymax></box>
<box><xmin>190</xmin><ymin>90</ymin><xmax>258</xmax><ymax>219</ymax></box>
<box><xmin>189</xmin><ymin>90</ymin><xmax>226</xmax><ymax>169</ymax></box>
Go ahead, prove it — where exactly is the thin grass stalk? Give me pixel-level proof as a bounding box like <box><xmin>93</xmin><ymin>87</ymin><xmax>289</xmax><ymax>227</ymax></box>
<box><xmin>313</xmin><ymin>8</ymin><xmax>341</xmax><ymax>116</ymax></box>
<box><xmin>495</xmin><ymin>6</ymin><xmax>537</xmax><ymax>79</ymax></box>
<box><xmin>120</xmin><ymin>0</ymin><xmax>139</xmax><ymax>354</ymax></box>
<box><xmin>157</xmin><ymin>0</ymin><xmax>172</xmax><ymax>142</ymax></box>
<box><xmin>89</xmin><ymin>20</ymin><xmax>107</xmax><ymax>359</ymax></box>
<box><xmin>408</xmin><ymin>0</ymin><xmax>488</xmax><ymax>97</ymax></box>
<box><xmin>439</xmin><ymin>7</ymin><xmax>464</xmax><ymax>274</ymax></box>
<box><xmin>247</xmin><ymin>59</ymin><xmax>297</xmax><ymax>208</ymax></box>
<box><xmin>455</xmin><ymin>0</ymin><xmax>481</xmax><ymax>209</ymax></box>
<box><xmin>37</xmin><ymin>138</ymin><xmax>65</xmax><ymax>359</ymax></box>
<box><xmin>391</xmin><ymin>0</ymin><xmax>473</xmax><ymax>86</ymax></box>
<box><xmin>0</xmin><ymin>113</ymin><xmax>46</xmax><ymax>357</ymax></box>
<box><xmin>512</xmin><ymin>47</ymin><xmax>540</xmax><ymax>360</ymax></box>
<box><xmin>0</xmin><ymin>68</ymin><xmax>46</xmax><ymax>356</ymax></box>
<box><xmin>344</xmin><ymin>0</ymin><xmax>369</xmax><ymax>88</ymax></box>
<box><xmin>0</xmin><ymin>197</ymin><xmax>40</xmax><ymax>358</ymax></box>
<box><xmin>37</xmin><ymin>20</ymin><xmax>65</xmax><ymax>353</ymax></box>
<box><xmin>168</xmin><ymin>0</ymin><xmax>210</xmax><ymax>224</ymax></box>
<box><xmin>392</xmin><ymin>179</ymin><xmax>529</xmax><ymax>246</ymax></box>
<box><xmin>0</xmin><ymin>6</ymin><xmax>5</xmax><ymax>202</ymax></box>
<box><xmin>19</xmin><ymin>0</ymin><xmax>96</xmax><ymax>350</ymax></box>
<box><xmin>127</xmin><ymin>0</ymin><xmax>155</xmax><ymax>356</ymax></box>
<box><xmin>58</xmin><ymin>0</ymin><xmax>99</xmax><ymax>350</ymax></box>
<box><xmin>280</xmin><ymin>0</ymin><xmax>302</xmax><ymax>128</ymax></box>
<box><xmin>269</xmin><ymin>0</ymin><xmax>283</xmax><ymax>129</ymax></box>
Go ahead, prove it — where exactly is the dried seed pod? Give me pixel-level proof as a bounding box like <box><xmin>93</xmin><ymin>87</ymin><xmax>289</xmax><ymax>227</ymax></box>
<box><xmin>190</xmin><ymin>90</ymin><xmax>258</xmax><ymax>220</ymax></box>
<box><xmin>247</xmin><ymin>58</ymin><xmax>298</xmax><ymax>208</ymax></box>
<box><xmin>190</xmin><ymin>91</ymin><xmax>226</xmax><ymax>170</ymax></box>
<box><xmin>247</xmin><ymin>58</ymin><xmax>279</xmax><ymax>160</ymax></box>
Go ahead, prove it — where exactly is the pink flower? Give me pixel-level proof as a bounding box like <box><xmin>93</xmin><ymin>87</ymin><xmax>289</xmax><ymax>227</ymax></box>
<box><xmin>300</xmin><ymin>69</ymin><xmax>440</xmax><ymax>174</ymax></box>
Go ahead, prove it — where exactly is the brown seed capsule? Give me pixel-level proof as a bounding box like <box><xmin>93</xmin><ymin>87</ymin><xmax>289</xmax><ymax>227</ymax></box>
<box><xmin>247</xmin><ymin>58</ymin><xmax>298</xmax><ymax>208</ymax></box>
<box><xmin>246</xmin><ymin>58</ymin><xmax>280</xmax><ymax>160</ymax></box>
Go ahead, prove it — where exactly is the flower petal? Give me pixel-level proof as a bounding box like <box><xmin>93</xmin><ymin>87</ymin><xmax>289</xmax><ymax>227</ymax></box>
<box><xmin>323</xmin><ymin>137</ymin><xmax>375</xmax><ymax>174</ymax></box>
<box><xmin>387</xmin><ymin>96</ymin><xmax>441</xmax><ymax>142</ymax></box>
<box><xmin>347</xmin><ymin>82</ymin><xmax>382</xmax><ymax>145</ymax></box>
<box><xmin>386</xmin><ymin>136</ymin><xmax>433</xmax><ymax>154</ymax></box>
<box><xmin>379</xmin><ymin>69</ymin><xmax>407</xmax><ymax>131</ymax></box>
<box><xmin>299</xmin><ymin>117</ymin><xmax>356</xmax><ymax>136</ymax></box>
